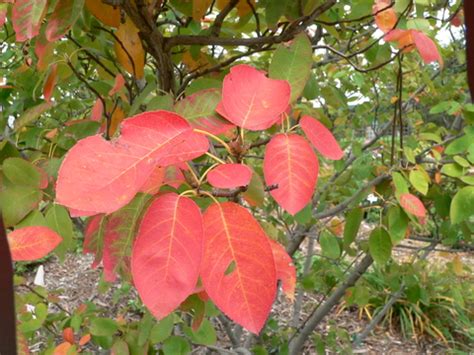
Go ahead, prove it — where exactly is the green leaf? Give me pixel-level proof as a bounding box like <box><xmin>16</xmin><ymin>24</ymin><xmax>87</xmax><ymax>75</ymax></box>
<box><xmin>90</xmin><ymin>318</ymin><xmax>118</xmax><ymax>337</ymax></box>
<box><xmin>137</xmin><ymin>313</ymin><xmax>154</xmax><ymax>346</ymax></box>
<box><xmin>440</xmin><ymin>163</ymin><xmax>465</xmax><ymax>178</ymax></box>
<box><xmin>150</xmin><ymin>314</ymin><xmax>174</xmax><ymax>344</ymax></box>
<box><xmin>111</xmin><ymin>339</ymin><xmax>129</xmax><ymax>355</ymax></box>
<box><xmin>162</xmin><ymin>336</ymin><xmax>191</xmax><ymax>355</ymax></box>
<box><xmin>0</xmin><ymin>184</ymin><xmax>42</xmax><ymax>227</ymax></box>
<box><xmin>183</xmin><ymin>319</ymin><xmax>217</xmax><ymax>345</ymax></box>
<box><xmin>343</xmin><ymin>207</ymin><xmax>364</xmax><ymax>247</ymax></box>
<box><xmin>14</xmin><ymin>102</ymin><xmax>53</xmax><ymax>130</ymax></box>
<box><xmin>450</xmin><ymin>186</ymin><xmax>474</xmax><ymax>224</ymax></box>
<box><xmin>368</xmin><ymin>227</ymin><xmax>392</xmax><ymax>265</ymax></box>
<box><xmin>269</xmin><ymin>32</ymin><xmax>313</xmax><ymax>103</ymax></box>
<box><xmin>243</xmin><ymin>170</ymin><xmax>265</xmax><ymax>207</ymax></box>
<box><xmin>409</xmin><ymin>170</ymin><xmax>429</xmax><ymax>195</ymax></box>
<box><xmin>392</xmin><ymin>172</ymin><xmax>409</xmax><ymax>198</ymax></box>
<box><xmin>46</xmin><ymin>205</ymin><xmax>74</xmax><ymax>260</ymax></box>
<box><xmin>2</xmin><ymin>158</ymin><xmax>41</xmax><ymax>187</ymax></box>
<box><xmin>265</xmin><ymin>0</ymin><xmax>289</xmax><ymax>28</ymax></box>
<box><xmin>388</xmin><ymin>206</ymin><xmax>408</xmax><ymax>244</ymax></box>
<box><xmin>445</xmin><ymin>135</ymin><xmax>472</xmax><ymax>155</ymax></box>
<box><xmin>320</xmin><ymin>232</ymin><xmax>341</xmax><ymax>259</ymax></box>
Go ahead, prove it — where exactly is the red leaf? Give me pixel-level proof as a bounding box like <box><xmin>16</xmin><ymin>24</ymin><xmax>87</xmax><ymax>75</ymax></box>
<box><xmin>399</xmin><ymin>193</ymin><xmax>426</xmax><ymax>218</ymax></box>
<box><xmin>216</xmin><ymin>64</ymin><xmax>290</xmax><ymax>131</ymax></box>
<box><xmin>12</xmin><ymin>0</ymin><xmax>48</xmax><ymax>42</ymax></box>
<box><xmin>163</xmin><ymin>164</ymin><xmax>187</xmax><ymax>188</ymax></box>
<box><xmin>90</xmin><ymin>99</ymin><xmax>103</xmax><ymax>121</ymax></box>
<box><xmin>373</xmin><ymin>0</ymin><xmax>397</xmax><ymax>33</ymax></box>
<box><xmin>263</xmin><ymin>133</ymin><xmax>319</xmax><ymax>215</ymax></box>
<box><xmin>412</xmin><ymin>30</ymin><xmax>443</xmax><ymax>66</ymax></box>
<box><xmin>45</xmin><ymin>0</ymin><xmax>84</xmax><ymax>41</ymax></box>
<box><xmin>268</xmin><ymin>239</ymin><xmax>296</xmax><ymax>301</ymax></box>
<box><xmin>138</xmin><ymin>166</ymin><xmax>165</xmax><ymax>195</ymax></box>
<box><xmin>207</xmin><ymin>163</ymin><xmax>252</xmax><ymax>189</ymax></box>
<box><xmin>132</xmin><ymin>193</ymin><xmax>203</xmax><ymax>319</ymax></box>
<box><xmin>300</xmin><ymin>115</ymin><xmax>344</xmax><ymax>160</ymax></box>
<box><xmin>174</xmin><ymin>88</ymin><xmax>235</xmax><ymax>135</ymax></box>
<box><xmin>62</xmin><ymin>327</ymin><xmax>75</xmax><ymax>344</ymax></box>
<box><xmin>201</xmin><ymin>202</ymin><xmax>276</xmax><ymax>334</ymax></box>
<box><xmin>56</xmin><ymin>111</ymin><xmax>208</xmax><ymax>215</ymax></box>
<box><xmin>101</xmin><ymin>193</ymin><xmax>151</xmax><ymax>282</ymax></box>
<box><xmin>7</xmin><ymin>226</ymin><xmax>62</xmax><ymax>261</ymax></box>
<box><xmin>83</xmin><ymin>215</ymin><xmax>106</xmax><ymax>268</ymax></box>
<box><xmin>109</xmin><ymin>74</ymin><xmax>126</xmax><ymax>96</ymax></box>
<box><xmin>43</xmin><ymin>64</ymin><xmax>58</xmax><ymax>102</ymax></box>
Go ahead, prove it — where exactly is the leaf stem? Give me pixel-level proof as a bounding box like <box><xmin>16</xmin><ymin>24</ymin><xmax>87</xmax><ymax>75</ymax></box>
<box><xmin>205</xmin><ymin>152</ymin><xmax>226</xmax><ymax>165</ymax></box>
<box><xmin>193</xmin><ymin>129</ymin><xmax>232</xmax><ymax>153</ymax></box>
<box><xmin>198</xmin><ymin>163</ymin><xmax>219</xmax><ymax>185</ymax></box>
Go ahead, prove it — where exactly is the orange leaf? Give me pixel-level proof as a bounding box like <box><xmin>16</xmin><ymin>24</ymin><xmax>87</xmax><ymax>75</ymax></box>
<box><xmin>201</xmin><ymin>202</ymin><xmax>276</xmax><ymax>334</ymax></box>
<box><xmin>399</xmin><ymin>193</ymin><xmax>426</xmax><ymax>218</ymax></box>
<box><xmin>43</xmin><ymin>64</ymin><xmax>58</xmax><ymax>102</ymax></box>
<box><xmin>62</xmin><ymin>327</ymin><xmax>75</xmax><ymax>344</ymax></box>
<box><xmin>109</xmin><ymin>74</ymin><xmax>126</xmax><ymax>96</ymax></box>
<box><xmin>53</xmin><ymin>342</ymin><xmax>72</xmax><ymax>355</ymax></box>
<box><xmin>193</xmin><ymin>0</ymin><xmax>213</xmax><ymax>21</ymax></box>
<box><xmin>7</xmin><ymin>226</ymin><xmax>62</xmax><ymax>261</ymax></box>
<box><xmin>114</xmin><ymin>18</ymin><xmax>145</xmax><ymax>78</ymax></box>
<box><xmin>78</xmin><ymin>334</ymin><xmax>91</xmax><ymax>346</ymax></box>
<box><xmin>373</xmin><ymin>0</ymin><xmax>397</xmax><ymax>33</ymax></box>
<box><xmin>85</xmin><ymin>0</ymin><xmax>121</xmax><ymax>28</ymax></box>
<box><xmin>90</xmin><ymin>99</ymin><xmax>103</xmax><ymax>121</ymax></box>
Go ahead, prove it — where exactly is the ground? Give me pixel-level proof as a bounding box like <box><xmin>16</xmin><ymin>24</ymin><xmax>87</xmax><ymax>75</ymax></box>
<box><xmin>18</xmin><ymin>234</ymin><xmax>472</xmax><ymax>354</ymax></box>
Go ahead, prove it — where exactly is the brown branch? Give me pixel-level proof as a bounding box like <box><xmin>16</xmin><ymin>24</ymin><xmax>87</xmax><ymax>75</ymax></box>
<box><xmin>164</xmin><ymin>0</ymin><xmax>337</xmax><ymax>50</ymax></box>
<box><xmin>210</xmin><ymin>0</ymin><xmax>239</xmax><ymax>36</ymax></box>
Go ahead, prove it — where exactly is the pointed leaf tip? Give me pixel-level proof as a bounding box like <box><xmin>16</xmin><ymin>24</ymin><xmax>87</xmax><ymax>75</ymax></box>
<box><xmin>300</xmin><ymin>115</ymin><xmax>344</xmax><ymax>160</ymax></box>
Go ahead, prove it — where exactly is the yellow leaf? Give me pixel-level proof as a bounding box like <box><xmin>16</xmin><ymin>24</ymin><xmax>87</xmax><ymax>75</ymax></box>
<box><xmin>452</xmin><ymin>255</ymin><xmax>463</xmax><ymax>275</ymax></box>
<box><xmin>114</xmin><ymin>18</ymin><xmax>145</xmax><ymax>78</ymax></box>
<box><xmin>216</xmin><ymin>0</ymin><xmax>255</xmax><ymax>18</ymax></box>
<box><xmin>193</xmin><ymin>0</ymin><xmax>213</xmax><ymax>21</ymax></box>
<box><xmin>85</xmin><ymin>0</ymin><xmax>121</xmax><ymax>28</ymax></box>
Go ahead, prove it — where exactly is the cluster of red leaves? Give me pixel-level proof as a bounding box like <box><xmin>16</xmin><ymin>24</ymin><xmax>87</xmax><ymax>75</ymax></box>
<box><xmin>11</xmin><ymin>64</ymin><xmax>346</xmax><ymax>333</ymax></box>
<box><xmin>373</xmin><ymin>0</ymin><xmax>443</xmax><ymax>66</ymax></box>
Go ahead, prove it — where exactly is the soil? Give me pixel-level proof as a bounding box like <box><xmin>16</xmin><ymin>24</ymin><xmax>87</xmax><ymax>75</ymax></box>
<box><xmin>17</xmin><ymin>238</ymin><xmax>472</xmax><ymax>354</ymax></box>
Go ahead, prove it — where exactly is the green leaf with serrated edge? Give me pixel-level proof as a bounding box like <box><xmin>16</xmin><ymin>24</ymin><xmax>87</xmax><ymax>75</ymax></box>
<box><xmin>388</xmin><ymin>206</ymin><xmax>409</xmax><ymax>244</ymax></box>
<box><xmin>150</xmin><ymin>314</ymin><xmax>174</xmax><ymax>344</ymax></box>
<box><xmin>320</xmin><ymin>232</ymin><xmax>341</xmax><ymax>259</ymax></box>
<box><xmin>409</xmin><ymin>170</ymin><xmax>429</xmax><ymax>195</ymax></box>
<box><xmin>450</xmin><ymin>186</ymin><xmax>474</xmax><ymax>224</ymax></box>
<box><xmin>46</xmin><ymin>205</ymin><xmax>74</xmax><ymax>261</ymax></box>
<box><xmin>343</xmin><ymin>207</ymin><xmax>364</xmax><ymax>247</ymax></box>
<box><xmin>368</xmin><ymin>227</ymin><xmax>392</xmax><ymax>265</ymax></box>
<box><xmin>269</xmin><ymin>32</ymin><xmax>313</xmax><ymax>103</ymax></box>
